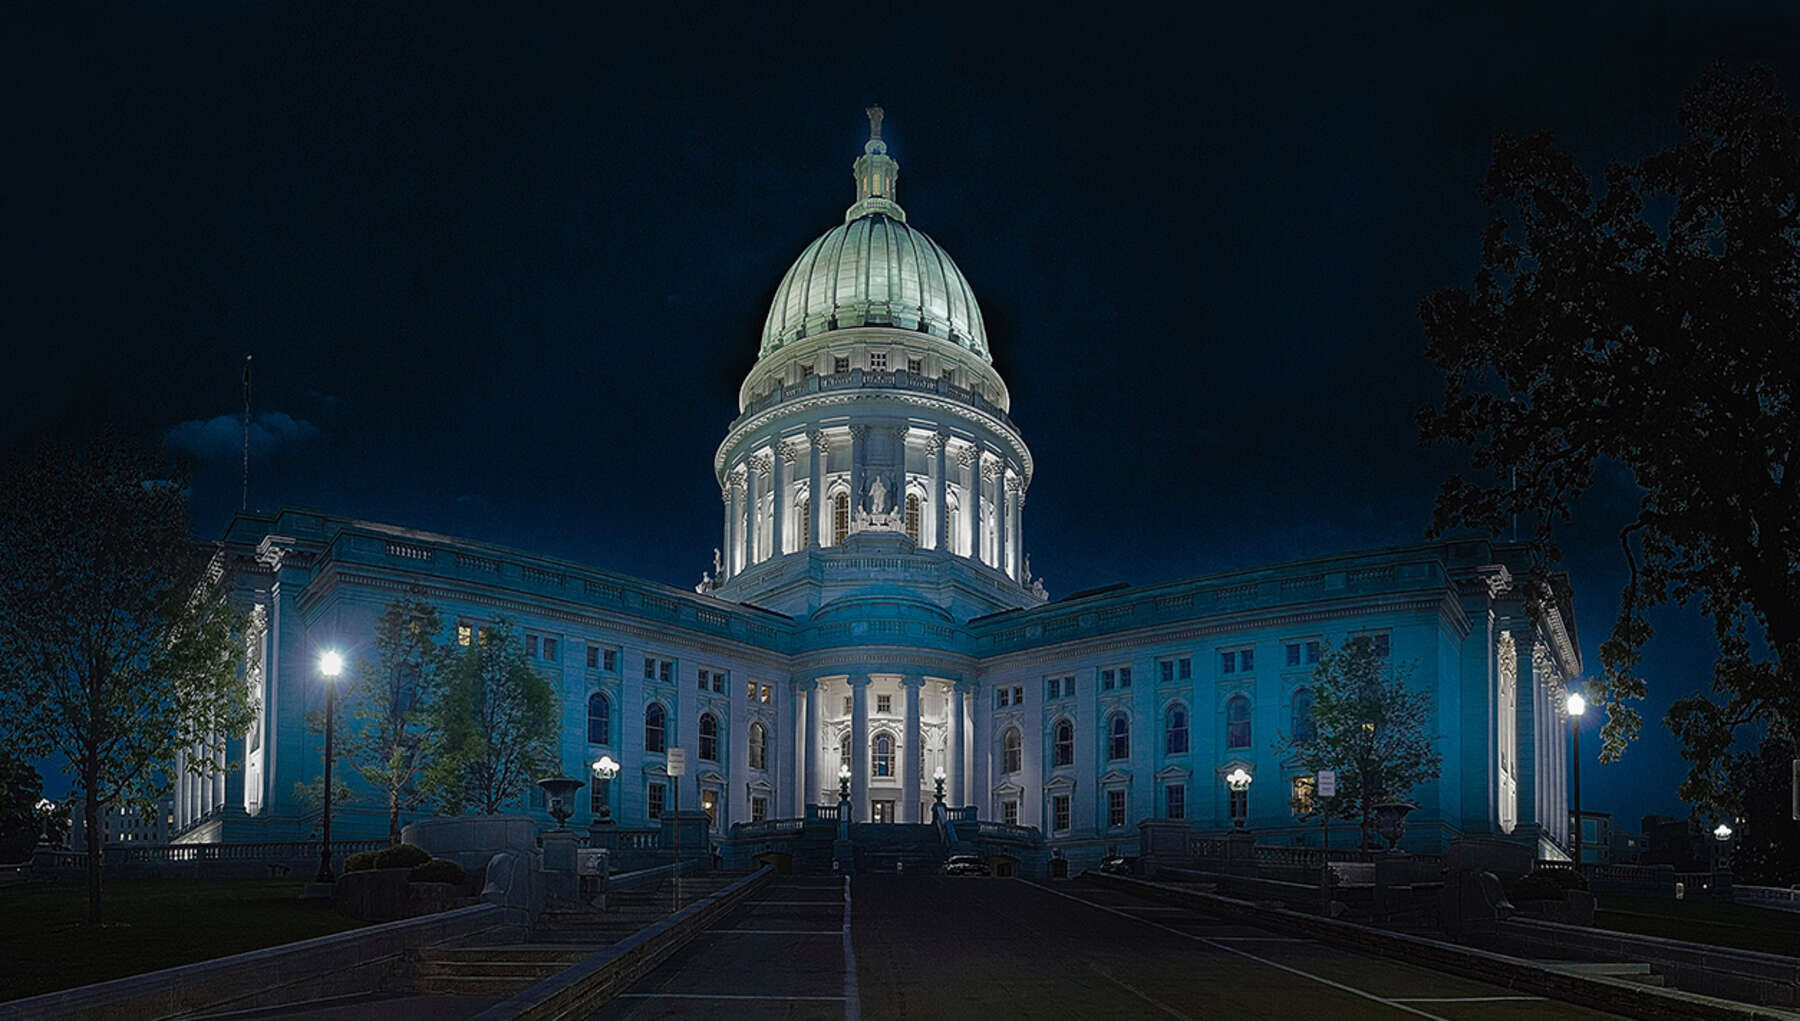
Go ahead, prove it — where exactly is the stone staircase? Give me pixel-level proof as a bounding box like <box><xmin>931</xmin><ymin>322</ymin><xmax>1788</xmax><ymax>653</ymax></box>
<box><xmin>408</xmin><ymin>872</ymin><xmax>742</xmax><ymax>996</ymax></box>
<box><xmin>847</xmin><ymin>823</ymin><xmax>947</xmax><ymax>875</ymax></box>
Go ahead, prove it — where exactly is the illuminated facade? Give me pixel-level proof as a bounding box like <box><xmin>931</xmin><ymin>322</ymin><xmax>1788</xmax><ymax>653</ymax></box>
<box><xmin>188</xmin><ymin>111</ymin><xmax>1581</xmax><ymax>867</ymax></box>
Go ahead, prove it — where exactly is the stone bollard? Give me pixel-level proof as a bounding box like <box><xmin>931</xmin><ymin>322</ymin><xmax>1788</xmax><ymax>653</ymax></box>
<box><xmin>1223</xmin><ymin>829</ymin><xmax>1258</xmax><ymax>878</ymax></box>
<box><xmin>541</xmin><ymin>830</ymin><xmax>581</xmax><ymax>910</ymax></box>
<box><xmin>1373</xmin><ymin>851</ymin><xmax>1412</xmax><ymax>923</ymax></box>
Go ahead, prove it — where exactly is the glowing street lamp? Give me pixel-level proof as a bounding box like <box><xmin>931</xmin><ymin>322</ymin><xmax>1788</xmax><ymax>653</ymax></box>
<box><xmin>1713</xmin><ymin>822</ymin><xmax>1732</xmax><ymax>841</ymax></box>
<box><xmin>315</xmin><ymin>649</ymin><xmax>345</xmax><ymax>883</ymax></box>
<box><xmin>1226</xmin><ymin>767</ymin><xmax>1253</xmax><ymax>828</ymax></box>
<box><xmin>933</xmin><ymin>765</ymin><xmax>947</xmax><ymax>805</ymax></box>
<box><xmin>1567</xmin><ymin>690</ymin><xmax>1586</xmax><ymax>868</ymax></box>
<box><xmin>838</xmin><ymin>763</ymin><xmax>852</xmax><ymax>802</ymax></box>
<box><xmin>591</xmin><ymin>755</ymin><xmax>620</xmax><ymax>823</ymax></box>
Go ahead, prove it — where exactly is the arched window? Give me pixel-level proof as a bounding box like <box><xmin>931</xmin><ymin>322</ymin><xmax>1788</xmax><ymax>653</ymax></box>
<box><xmin>1107</xmin><ymin>713</ymin><xmax>1130</xmax><ymax>760</ymax></box>
<box><xmin>872</xmin><ymin>733</ymin><xmax>895</xmax><ymax>777</ymax></box>
<box><xmin>1053</xmin><ymin>719</ymin><xmax>1074</xmax><ymax>767</ymax></box>
<box><xmin>1291</xmin><ymin>688</ymin><xmax>1316</xmax><ymax>743</ymax></box>
<box><xmin>698</xmin><ymin>712</ymin><xmax>719</xmax><ymax>762</ymax></box>
<box><xmin>797</xmin><ymin>497</ymin><xmax>811</xmax><ymax>548</ymax></box>
<box><xmin>748</xmin><ymin>721</ymin><xmax>767</xmax><ymax>770</ymax></box>
<box><xmin>1165</xmin><ymin>704</ymin><xmax>1189</xmax><ymax>755</ymax></box>
<box><xmin>1002</xmin><ymin>726</ymin><xmax>1022</xmax><ymax>774</ymax></box>
<box><xmin>904</xmin><ymin>493</ymin><xmax>921</xmax><ymax>544</ymax></box>
<box><xmin>586</xmin><ymin>691</ymin><xmax>610</xmax><ymax>745</ymax></box>
<box><xmin>832</xmin><ymin>491</ymin><xmax>849</xmax><ymax>545</ymax></box>
<box><xmin>644</xmin><ymin>702</ymin><xmax>667</xmax><ymax>754</ymax></box>
<box><xmin>1226</xmin><ymin>695</ymin><xmax>1251</xmax><ymax>750</ymax></box>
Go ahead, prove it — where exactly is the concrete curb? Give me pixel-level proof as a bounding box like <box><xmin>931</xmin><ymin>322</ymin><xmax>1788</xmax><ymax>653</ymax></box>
<box><xmin>469</xmin><ymin>866</ymin><xmax>776</xmax><ymax>1021</ymax></box>
<box><xmin>0</xmin><ymin>903</ymin><xmax>519</xmax><ymax>1021</ymax></box>
<box><xmin>1088</xmin><ymin>873</ymin><xmax>1800</xmax><ymax>1021</ymax></box>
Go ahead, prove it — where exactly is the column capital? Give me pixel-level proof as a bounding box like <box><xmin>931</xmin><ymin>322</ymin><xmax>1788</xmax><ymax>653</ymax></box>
<box><xmin>728</xmin><ymin>467</ymin><xmax>747</xmax><ymax>491</ymax></box>
<box><xmin>953</xmin><ymin>678</ymin><xmax>981</xmax><ymax>695</ymax></box>
<box><xmin>847</xmin><ymin>674</ymin><xmax>873</xmax><ymax>688</ymax></box>
<box><xmin>954</xmin><ymin>443</ymin><xmax>981</xmax><ymax>468</ymax></box>
<box><xmin>807</xmin><ymin>428</ymin><xmax>830</xmax><ymax>451</ymax></box>
<box><xmin>923</xmin><ymin>433</ymin><xmax>945</xmax><ymax>456</ymax></box>
<box><xmin>749</xmin><ymin>452</ymin><xmax>775</xmax><ymax>474</ymax></box>
<box><xmin>981</xmin><ymin>456</ymin><xmax>1004</xmax><ymax>481</ymax></box>
<box><xmin>794</xmin><ymin>676</ymin><xmax>818</xmax><ymax>692</ymax></box>
<box><xmin>1005</xmin><ymin>473</ymin><xmax>1024</xmax><ymax>494</ymax></box>
<box><xmin>849</xmin><ymin>424</ymin><xmax>870</xmax><ymax>441</ymax></box>
<box><xmin>721</xmin><ymin>486</ymin><xmax>732</xmax><ymax>504</ymax></box>
<box><xmin>900</xmin><ymin>675</ymin><xmax>926</xmax><ymax>689</ymax></box>
<box><xmin>778</xmin><ymin>438</ymin><xmax>802</xmax><ymax>465</ymax></box>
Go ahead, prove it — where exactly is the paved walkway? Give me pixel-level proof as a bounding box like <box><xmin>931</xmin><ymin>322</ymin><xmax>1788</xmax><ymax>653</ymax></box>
<box><xmin>584</xmin><ymin>874</ymin><xmax>1630</xmax><ymax>1020</ymax></box>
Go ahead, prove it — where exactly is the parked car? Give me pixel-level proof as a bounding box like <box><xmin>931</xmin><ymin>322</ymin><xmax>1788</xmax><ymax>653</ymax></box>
<box><xmin>1098</xmin><ymin>855</ymin><xmax>1131</xmax><ymax>875</ymax></box>
<box><xmin>943</xmin><ymin>854</ymin><xmax>990</xmax><ymax>876</ymax></box>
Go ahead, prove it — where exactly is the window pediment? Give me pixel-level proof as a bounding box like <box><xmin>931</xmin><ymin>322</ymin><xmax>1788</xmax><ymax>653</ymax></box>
<box><xmin>1154</xmin><ymin>764</ymin><xmax>1191</xmax><ymax>783</ymax></box>
<box><xmin>1045</xmin><ymin>774</ymin><xmax>1078</xmax><ymax>793</ymax></box>
<box><xmin>1099</xmin><ymin>768</ymin><xmax>1133</xmax><ymax>786</ymax></box>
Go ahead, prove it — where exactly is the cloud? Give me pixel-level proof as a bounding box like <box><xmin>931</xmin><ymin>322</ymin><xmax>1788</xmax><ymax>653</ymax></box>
<box><xmin>166</xmin><ymin>411</ymin><xmax>321</xmax><ymax>461</ymax></box>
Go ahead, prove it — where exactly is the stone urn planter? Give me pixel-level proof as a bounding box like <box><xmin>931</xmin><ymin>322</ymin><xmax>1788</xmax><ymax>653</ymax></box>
<box><xmin>1371</xmin><ymin>802</ymin><xmax>1418</xmax><ymax>850</ymax></box>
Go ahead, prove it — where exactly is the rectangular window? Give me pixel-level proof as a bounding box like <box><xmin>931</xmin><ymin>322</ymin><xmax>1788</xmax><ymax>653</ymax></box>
<box><xmin>648</xmin><ymin>783</ymin><xmax>665</xmax><ymax>820</ymax></box>
<box><xmin>1052</xmin><ymin>794</ymin><xmax>1071</xmax><ymax>832</ymax></box>
<box><xmin>1230</xmin><ymin>787</ymin><xmax>1248</xmax><ymax>824</ymax></box>
<box><xmin>1117</xmin><ymin>667</ymin><xmax>1132</xmax><ymax>688</ymax></box>
<box><xmin>1160</xmin><ymin>661</ymin><xmax>1174</xmax><ymax>684</ymax></box>
<box><xmin>760</xmin><ymin>684</ymin><xmax>772</xmax><ymax>703</ymax></box>
<box><xmin>1287</xmin><ymin>643</ymin><xmax>1302</xmax><ymax>667</ymax></box>
<box><xmin>1012</xmin><ymin>685</ymin><xmax>1024</xmax><ymax>705</ymax></box>
<box><xmin>590</xmin><ymin>777</ymin><xmax>609</xmax><ymax>816</ymax></box>
<box><xmin>644</xmin><ymin>657</ymin><xmax>656</xmax><ymax>679</ymax></box>
<box><xmin>748</xmin><ymin>680</ymin><xmax>758</xmax><ymax>701</ymax></box>
<box><xmin>801</xmin><ymin>364</ymin><xmax>814</xmax><ymax>378</ymax></box>
<box><xmin>713</xmin><ymin>671</ymin><xmax>725</xmax><ymax>693</ymax></box>
<box><xmin>1108</xmin><ymin>789</ymin><xmax>1126</xmax><ymax>829</ymax></box>
<box><xmin>543</xmin><ymin>637</ymin><xmax>557</xmax><ymax>661</ymax></box>
<box><xmin>834</xmin><ymin>356</ymin><xmax>850</xmax><ymax>373</ymax></box>
<box><xmin>587</xmin><ymin>646</ymin><xmax>599</xmax><ymax>669</ymax></box>
<box><xmin>1239</xmin><ymin>649</ymin><xmax>1253</xmax><ymax>672</ymax></box>
<box><xmin>907</xmin><ymin>357</ymin><xmax>922</xmax><ymax>374</ymax></box>
<box><xmin>660</xmin><ymin>660</ymin><xmax>673</xmax><ymax>683</ymax></box>
<box><xmin>1220</xmin><ymin>651</ymin><xmax>1235</xmax><ymax>674</ymax></box>
<box><xmin>868</xmin><ymin>352</ymin><xmax>888</xmax><ymax>370</ymax></box>
<box><xmin>1179</xmin><ymin>658</ymin><xmax>1192</xmax><ymax>680</ymax></box>
<box><xmin>941</xmin><ymin>368</ymin><xmax>955</xmax><ymax>384</ymax></box>
<box><xmin>603</xmin><ymin>648</ymin><xmax>616</xmax><ymax>671</ymax></box>
<box><xmin>1003</xmin><ymin>800</ymin><xmax>1019</xmax><ymax>826</ymax></box>
<box><xmin>1101</xmin><ymin>668</ymin><xmax>1115</xmax><ymax>691</ymax></box>
<box><xmin>877</xmin><ymin>694</ymin><xmax>892</xmax><ymax>713</ymax></box>
<box><xmin>1166</xmin><ymin>784</ymin><xmax>1185</xmax><ymax>820</ymax></box>
<box><xmin>996</xmin><ymin>688</ymin><xmax>1010</xmax><ymax>708</ymax></box>
<box><xmin>698</xmin><ymin>669</ymin><xmax>710</xmax><ymax>691</ymax></box>
<box><xmin>457</xmin><ymin>624</ymin><xmax>472</xmax><ymax>647</ymax></box>
<box><xmin>751</xmin><ymin>796</ymin><xmax>768</xmax><ymax>822</ymax></box>
<box><xmin>1371</xmin><ymin>634</ymin><xmax>1391</xmax><ymax>658</ymax></box>
<box><xmin>526</xmin><ymin>634</ymin><xmax>539</xmax><ymax>657</ymax></box>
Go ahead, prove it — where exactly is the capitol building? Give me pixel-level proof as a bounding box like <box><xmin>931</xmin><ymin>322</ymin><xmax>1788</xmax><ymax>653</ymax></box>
<box><xmin>179</xmin><ymin>111</ymin><xmax>1580</xmax><ymax>871</ymax></box>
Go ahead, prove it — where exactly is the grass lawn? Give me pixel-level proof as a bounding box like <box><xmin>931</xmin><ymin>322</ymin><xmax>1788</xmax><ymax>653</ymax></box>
<box><xmin>0</xmin><ymin>878</ymin><xmax>370</xmax><ymax>1003</ymax></box>
<box><xmin>1595</xmin><ymin>893</ymin><xmax>1800</xmax><ymax>957</ymax></box>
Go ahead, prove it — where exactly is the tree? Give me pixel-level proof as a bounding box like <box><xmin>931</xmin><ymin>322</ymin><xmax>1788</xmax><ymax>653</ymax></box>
<box><xmin>425</xmin><ymin>620</ymin><xmax>558</xmax><ymax>815</ymax></box>
<box><xmin>1274</xmin><ymin>637</ymin><xmax>1444</xmax><ymax>849</ymax></box>
<box><xmin>342</xmin><ymin>598</ymin><xmax>449</xmax><ymax>844</ymax></box>
<box><xmin>1722</xmin><ymin>737</ymin><xmax>1799</xmax><ymax>887</ymax></box>
<box><xmin>0</xmin><ymin>431</ymin><xmax>251</xmax><ymax>924</ymax></box>
<box><xmin>0</xmin><ymin>753</ymin><xmax>44</xmax><ymax>862</ymax></box>
<box><xmin>1418</xmin><ymin>65</ymin><xmax>1797</xmax><ymax>815</ymax></box>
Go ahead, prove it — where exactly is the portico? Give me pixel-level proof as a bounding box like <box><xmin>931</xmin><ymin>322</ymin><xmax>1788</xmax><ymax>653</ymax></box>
<box><xmin>797</xmin><ymin>672</ymin><xmax>968</xmax><ymax>823</ymax></box>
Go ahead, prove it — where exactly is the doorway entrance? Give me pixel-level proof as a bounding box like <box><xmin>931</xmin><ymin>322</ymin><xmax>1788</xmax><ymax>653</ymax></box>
<box><xmin>871</xmin><ymin>799</ymin><xmax>895</xmax><ymax>824</ymax></box>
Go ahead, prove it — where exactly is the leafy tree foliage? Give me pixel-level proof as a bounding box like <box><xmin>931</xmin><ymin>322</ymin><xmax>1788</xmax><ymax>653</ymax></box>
<box><xmin>0</xmin><ymin>753</ymin><xmax>45</xmax><ymax>862</ymax></box>
<box><xmin>1723</xmin><ymin>738</ymin><xmax>1799</xmax><ymax>886</ymax></box>
<box><xmin>1418</xmin><ymin>66</ymin><xmax>1797</xmax><ymax>813</ymax></box>
<box><xmin>1274</xmin><ymin>637</ymin><xmax>1444</xmax><ymax>849</ymax></box>
<box><xmin>425</xmin><ymin>620</ymin><xmax>558</xmax><ymax>815</ymax></box>
<box><xmin>0</xmin><ymin>431</ymin><xmax>251</xmax><ymax>924</ymax></box>
<box><xmin>342</xmin><ymin>598</ymin><xmax>449</xmax><ymax>844</ymax></box>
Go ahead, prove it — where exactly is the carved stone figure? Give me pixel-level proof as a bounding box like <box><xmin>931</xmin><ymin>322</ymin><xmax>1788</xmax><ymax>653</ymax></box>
<box><xmin>868</xmin><ymin>475</ymin><xmax>888</xmax><ymax>516</ymax></box>
<box><xmin>712</xmin><ymin>548</ymin><xmax>723</xmax><ymax>574</ymax></box>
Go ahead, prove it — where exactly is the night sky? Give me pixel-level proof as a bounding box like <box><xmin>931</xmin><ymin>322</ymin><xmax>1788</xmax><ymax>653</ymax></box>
<box><xmin>8</xmin><ymin>2</ymin><xmax>1795</xmax><ymax>828</ymax></box>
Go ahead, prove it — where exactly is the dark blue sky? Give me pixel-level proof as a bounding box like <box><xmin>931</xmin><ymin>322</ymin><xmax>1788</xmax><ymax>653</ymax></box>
<box><xmin>7</xmin><ymin>2</ymin><xmax>1793</xmax><ymax>827</ymax></box>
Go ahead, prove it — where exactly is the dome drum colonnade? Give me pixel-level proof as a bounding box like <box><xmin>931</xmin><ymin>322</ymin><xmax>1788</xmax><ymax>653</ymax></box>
<box><xmin>711</xmin><ymin>107</ymin><xmax>1032</xmax><ymax>589</ymax></box>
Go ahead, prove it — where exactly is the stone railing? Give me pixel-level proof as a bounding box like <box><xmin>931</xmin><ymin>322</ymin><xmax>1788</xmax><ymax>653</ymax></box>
<box><xmin>734</xmin><ymin>369</ymin><xmax>1018</xmax><ymax>432</ymax></box>
<box><xmin>943</xmin><ymin>806</ymin><xmax>976</xmax><ymax>822</ymax></box>
<box><xmin>1736</xmin><ymin>884</ymin><xmax>1800</xmax><ymax>909</ymax></box>
<box><xmin>588</xmin><ymin>828</ymin><xmax>661</xmax><ymax>852</ymax></box>
<box><xmin>39</xmin><ymin>839</ymin><xmax>387</xmax><ymax>869</ymax></box>
<box><xmin>729</xmin><ymin>819</ymin><xmax>804</xmax><ymax>841</ymax></box>
<box><xmin>1581</xmin><ymin>862</ymin><xmax>1676</xmax><ymax>896</ymax></box>
<box><xmin>805</xmin><ymin>803</ymin><xmax>841</xmax><ymax>821</ymax></box>
<box><xmin>974</xmin><ymin>820</ymin><xmax>1041</xmax><ymax>844</ymax></box>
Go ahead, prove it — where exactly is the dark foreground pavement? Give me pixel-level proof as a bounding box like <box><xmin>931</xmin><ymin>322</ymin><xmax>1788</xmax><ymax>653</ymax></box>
<box><xmin>586</xmin><ymin>874</ymin><xmax>1629</xmax><ymax>1020</ymax></box>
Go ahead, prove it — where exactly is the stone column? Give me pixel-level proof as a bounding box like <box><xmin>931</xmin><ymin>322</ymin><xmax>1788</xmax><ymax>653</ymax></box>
<box><xmin>1001</xmin><ymin>473</ymin><xmax>1020</xmax><ymax>579</ymax></box>
<box><xmin>803</xmin><ymin>679</ymin><xmax>820</xmax><ymax>809</ymax></box>
<box><xmin>728</xmin><ymin>469</ymin><xmax>746</xmax><ymax>574</ymax></box>
<box><xmin>1008</xmin><ymin>475</ymin><xmax>1025</xmax><ymax>581</ymax></box>
<box><xmin>970</xmin><ymin>679</ymin><xmax>990</xmax><ymax>815</ymax></box>
<box><xmin>719</xmin><ymin>486</ymin><xmax>734</xmax><ymax>582</ymax></box>
<box><xmin>807</xmin><ymin>430</ymin><xmax>827</xmax><ymax>549</ymax></box>
<box><xmin>949</xmin><ymin>683</ymin><xmax>968</xmax><ymax>807</ymax></box>
<box><xmin>928</xmin><ymin>432</ymin><xmax>948</xmax><ymax>551</ymax></box>
<box><xmin>774</xmin><ymin>440</ymin><xmax>796</xmax><ymax>556</ymax></box>
<box><xmin>981</xmin><ymin>457</ymin><xmax>1003</xmax><ymax>567</ymax></box>
<box><xmin>902</xmin><ymin>677</ymin><xmax>923</xmax><ymax>822</ymax></box>
<box><xmin>746</xmin><ymin>453</ymin><xmax>772</xmax><ymax>565</ymax></box>
<box><xmin>176</xmin><ymin>749</ymin><xmax>188</xmax><ymax>828</ymax></box>
<box><xmin>849</xmin><ymin>425</ymin><xmax>869</xmax><ymax>516</ymax></box>
<box><xmin>959</xmin><ymin>445</ymin><xmax>982</xmax><ymax>562</ymax></box>
<box><xmin>849</xmin><ymin>676</ymin><xmax>870</xmax><ymax>820</ymax></box>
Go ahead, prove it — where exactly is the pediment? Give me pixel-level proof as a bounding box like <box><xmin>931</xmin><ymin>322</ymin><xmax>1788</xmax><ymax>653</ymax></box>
<box><xmin>1045</xmin><ymin>774</ymin><xmax>1078</xmax><ymax>792</ymax></box>
<box><xmin>1099</xmin><ymin>769</ymin><xmax>1134</xmax><ymax>786</ymax></box>
<box><xmin>1154</xmin><ymin>764</ymin><xmax>1191</xmax><ymax>783</ymax></box>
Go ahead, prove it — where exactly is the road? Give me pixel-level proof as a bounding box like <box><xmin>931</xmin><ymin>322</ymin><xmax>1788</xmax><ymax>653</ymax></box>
<box><xmin>585</xmin><ymin>874</ymin><xmax>1628</xmax><ymax>1020</ymax></box>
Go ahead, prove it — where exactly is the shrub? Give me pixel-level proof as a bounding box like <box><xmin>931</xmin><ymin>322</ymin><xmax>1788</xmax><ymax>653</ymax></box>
<box><xmin>409</xmin><ymin>858</ymin><xmax>467</xmax><ymax>885</ymax></box>
<box><xmin>375</xmin><ymin>843</ymin><xmax>432</xmax><ymax>870</ymax></box>
<box><xmin>1509</xmin><ymin>866</ymin><xmax>1588</xmax><ymax>902</ymax></box>
<box><xmin>343</xmin><ymin>849</ymin><xmax>382</xmax><ymax>873</ymax></box>
<box><xmin>1534</xmin><ymin>864</ymin><xmax>1589</xmax><ymax>892</ymax></box>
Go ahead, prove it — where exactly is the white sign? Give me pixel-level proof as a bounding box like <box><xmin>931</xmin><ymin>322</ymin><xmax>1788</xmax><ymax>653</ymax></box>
<box><xmin>1317</xmin><ymin>770</ymin><xmax>1336</xmax><ymax>799</ymax></box>
<box><xmin>667</xmin><ymin>747</ymin><xmax>687</xmax><ymax>776</ymax></box>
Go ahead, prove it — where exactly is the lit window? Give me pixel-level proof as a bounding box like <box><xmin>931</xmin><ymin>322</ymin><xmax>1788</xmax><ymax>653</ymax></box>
<box><xmin>644</xmin><ymin>702</ymin><xmax>667</xmax><ymax>754</ymax></box>
<box><xmin>748</xmin><ymin>680</ymin><xmax>758</xmax><ymax>701</ymax></box>
<box><xmin>1003</xmin><ymin>727</ymin><xmax>1022</xmax><ymax>774</ymax></box>
<box><xmin>1107</xmin><ymin>713</ymin><xmax>1130</xmax><ymax>760</ymax></box>
<box><xmin>587</xmin><ymin>692</ymin><xmax>610</xmax><ymax>745</ymax></box>
<box><xmin>1053</xmin><ymin>794</ymin><xmax>1071</xmax><ymax>832</ymax></box>
<box><xmin>457</xmin><ymin>624</ymin><xmax>472</xmax><ymax>647</ymax></box>
<box><xmin>760</xmin><ymin>684</ymin><xmax>771</xmax><ymax>703</ymax></box>
<box><xmin>904</xmin><ymin>493</ymin><xmax>920</xmax><ymax>544</ymax></box>
<box><xmin>748</xmin><ymin>722</ymin><xmax>766</xmax><ymax>770</ymax></box>
<box><xmin>1226</xmin><ymin>695</ymin><xmax>1251</xmax><ymax>749</ymax></box>
<box><xmin>1292</xmin><ymin>775</ymin><xmax>1316</xmax><ymax>816</ymax></box>
<box><xmin>1108</xmin><ymin>788</ymin><xmax>1126</xmax><ymax>828</ymax></box>
<box><xmin>1165</xmin><ymin>705</ymin><xmax>1189</xmax><ymax>754</ymax></box>
<box><xmin>1166</xmin><ymin>784</ymin><xmax>1185</xmax><ymax>820</ymax></box>
<box><xmin>833</xmin><ymin>492</ymin><xmax>849</xmax><ymax>545</ymax></box>
<box><xmin>873</xmin><ymin>733</ymin><xmax>895</xmax><ymax>777</ymax></box>
<box><xmin>648</xmin><ymin>782</ymin><xmax>665</xmax><ymax>819</ymax></box>
<box><xmin>1053</xmin><ymin>719</ymin><xmax>1074</xmax><ymax>767</ymax></box>
<box><xmin>699</xmin><ymin>713</ymin><xmax>719</xmax><ymax>761</ymax></box>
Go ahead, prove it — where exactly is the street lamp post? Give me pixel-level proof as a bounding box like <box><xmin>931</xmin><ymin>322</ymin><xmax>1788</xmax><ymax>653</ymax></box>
<box><xmin>1567</xmin><ymin>691</ymin><xmax>1586</xmax><ymax>869</ymax></box>
<box><xmin>932</xmin><ymin>765</ymin><xmax>946</xmax><ymax>806</ymax></box>
<box><xmin>315</xmin><ymin>649</ymin><xmax>344</xmax><ymax>883</ymax></box>
<box><xmin>1226</xmin><ymin>767</ymin><xmax>1253</xmax><ymax>829</ymax></box>
<box><xmin>591</xmin><ymin>755</ymin><xmax>619</xmax><ymax>824</ymax></box>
